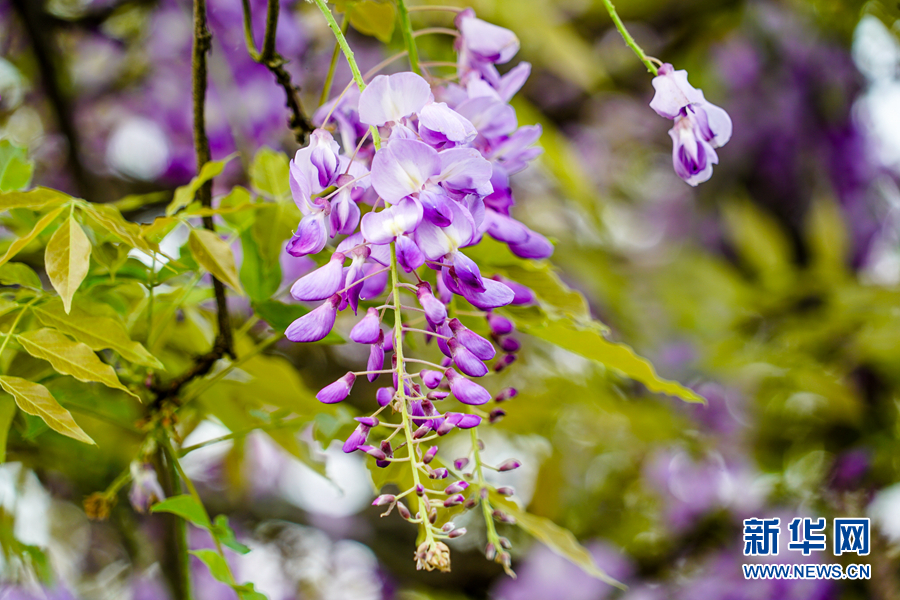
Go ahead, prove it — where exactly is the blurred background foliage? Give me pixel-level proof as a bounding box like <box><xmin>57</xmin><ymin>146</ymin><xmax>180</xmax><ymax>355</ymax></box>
<box><xmin>1</xmin><ymin>0</ymin><xmax>900</xmax><ymax>599</ymax></box>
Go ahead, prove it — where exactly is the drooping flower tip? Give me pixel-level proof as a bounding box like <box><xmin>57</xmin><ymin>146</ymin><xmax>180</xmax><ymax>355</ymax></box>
<box><xmin>448</xmin><ymin>338</ymin><xmax>489</xmax><ymax>377</ymax></box>
<box><xmin>446</xmin><ymin>368</ymin><xmax>491</xmax><ymax>405</ymax></box>
<box><xmin>290</xmin><ymin>252</ymin><xmax>345</xmax><ymax>301</ymax></box>
<box><xmin>649</xmin><ymin>64</ymin><xmax>733</xmax><ymax>186</ymax></box>
<box><xmin>317</xmin><ymin>372</ymin><xmax>356</xmax><ymax>404</ymax></box>
<box><xmin>498</xmin><ymin>459</ymin><xmax>521</xmax><ymax>472</ymax></box>
<box><xmin>350</xmin><ymin>307</ymin><xmax>382</xmax><ymax>344</ymax></box>
<box><xmin>285</xmin><ymin>295</ymin><xmax>340</xmax><ymax>343</ymax></box>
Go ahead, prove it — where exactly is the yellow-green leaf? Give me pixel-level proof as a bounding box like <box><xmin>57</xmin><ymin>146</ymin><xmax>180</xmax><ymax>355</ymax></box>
<box><xmin>33</xmin><ymin>300</ymin><xmax>163</xmax><ymax>369</ymax></box>
<box><xmin>151</xmin><ymin>494</ymin><xmax>211</xmax><ymax>528</ymax></box>
<box><xmin>0</xmin><ymin>262</ymin><xmax>42</xmax><ymax>290</ymax></box>
<box><xmin>0</xmin><ymin>140</ymin><xmax>34</xmax><ymax>192</ymax></box>
<box><xmin>0</xmin><ymin>396</ymin><xmax>16</xmax><ymax>462</ymax></box>
<box><xmin>45</xmin><ymin>216</ymin><xmax>92</xmax><ymax>313</ymax></box>
<box><xmin>166</xmin><ymin>155</ymin><xmax>237</xmax><ymax>217</ymax></box>
<box><xmin>336</xmin><ymin>0</ymin><xmax>396</xmax><ymax>42</ymax></box>
<box><xmin>188</xmin><ymin>229</ymin><xmax>243</xmax><ymax>294</ymax></box>
<box><xmin>509</xmin><ymin>314</ymin><xmax>704</xmax><ymax>404</ymax></box>
<box><xmin>248</xmin><ymin>148</ymin><xmax>290</xmax><ymax>201</ymax></box>
<box><xmin>0</xmin><ymin>205</ymin><xmax>66</xmax><ymax>268</ymax></box>
<box><xmin>81</xmin><ymin>203</ymin><xmax>157</xmax><ymax>253</ymax></box>
<box><xmin>493</xmin><ymin>494</ymin><xmax>624</xmax><ymax>588</ymax></box>
<box><xmin>17</xmin><ymin>328</ymin><xmax>138</xmax><ymax>399</ymax></box>
<box><xmin>190</xmin><ymin>549</ymin><xmax>232</xmax><ymax>584</ymax></box>
<box><xmin>0</xmin><ymin>187</ymin><xmax>69</xmax><ymax>211</ymax></box>
<box><xmin>0</xmin><ymin>376</ymin><xmax>94</xmax><ymax>444</ymax></box>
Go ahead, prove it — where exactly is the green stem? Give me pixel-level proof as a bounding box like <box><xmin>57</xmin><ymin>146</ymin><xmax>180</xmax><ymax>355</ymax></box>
<box><xmin>319</xmin><ymin>15</ymin><xmax>347</xmax><ymax>106</ymax></box>
<box><xmin>0</xmin><ymin>297</ymin><xmax>40</xmax><ymax>359</ymax></box>
<box><xmin>471</xmin><ymin>427</ymin><xmax>505</xmax><ymax>563</ymax></box>
<box><xmin>389</xmin><ymin>242</ymin><xmax>437</xmax><ymax>550</ymax></box>
<box><xmin>311</xmin><ymin>0</ymin><xmax>381</xmax><ymax>148</ymax></box>
<box><xmin>396</xmin><ymin>0</ymin><xmax>421</xmax><ymax>75</ymax></box>
<box><xmin>600</xmin><ymin>0</ymin><xmax>658</xmax><ymax>75</ymax></box>
<box><xmin>159</xmin><ymin>444</ymin><xmax>193</xmax><ymax>600</ymax></box>
<box><xmin>240</xmin><ymin>0</ymin><xmax>261</xmax><ymax>60</ymax></box>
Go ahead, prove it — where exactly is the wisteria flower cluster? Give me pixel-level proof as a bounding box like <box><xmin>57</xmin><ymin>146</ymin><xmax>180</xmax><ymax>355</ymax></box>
<box><xmin>282</xmin><ymin>8</ymin><xmax>543</xmax><ymax>572</ymax></box>
<box><xmin>650</xmin><ymin>64</ymin><xmax>733</xmax><ymax>186</ymax></box>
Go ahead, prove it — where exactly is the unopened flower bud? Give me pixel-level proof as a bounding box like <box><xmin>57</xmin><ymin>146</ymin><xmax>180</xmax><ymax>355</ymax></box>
<box><xmin>495</xmin><ymin>387</ymin><xmax>518</xmax><ymax>403</ymax></box>
<box><xmin>350</xmin><ymin>307</ymin><xmax>382</xmax><ymax>344</ymax></box>
<box><xmin>448</xmin><ymin>528</ymin><xmax>468</xmax><ymax>539</ymax></box>
<box><xmin>496</xmin><ymin>486</ymin><xmax>515</xmax><ymax>496</ymax></box>
<box><xmin>429</xmin><ymin>508</ymin><xmax>437</xmax><ymax>523</ymax></box>
<box><xmin>443</xmin><ymin>494</ymin><xmax>465</xmax><ymax>507</ymax></box>
<box><xmin>415</xmin><ymin>484</ymin><xmax>425</xmax><ymax>496</ymax></box>
<box><xmin>424</xmin><ymin>446</ymin><xmax>439</xmax><ymax>464</ymax></box>
<box><xmin>416</xmin><ymin>282</ymin><xmax>448</xmax><ymax>328</ymax></box>
<box><xmin>492</xmin><ymin>509</ymin><xmax>516</xmax><ymax>524</ymax></box>
<box><xmin>420</xmin><ymin>369</ymin><xmax>444</xmax><ymax>389</ymax></box>
<box><xmin>489</xmin><ymin>408</ymin><xmax>506</xmax><ymax>423</ymax></box>
<box><xmin>372</xmin><ymin>494</ymin><xmax>396</xmax><ymax>506</ymax></box>
<box><xmin>499</xmin><ymin>551</ymin><xmax>512</xmax><ymax>568</ymax></box>
<box><xmin>448</xmin><ymin>318</ymin><xmax>496</xmax><ymax>361</ymax></box>
<box><xmin>499</xmin><ymin>537</ymin><xmax>512</xmax><ymax>549</ymax></box>
<box><xmin>464</xmin><ymin>496</ymin><xmax>477</xmax><ymax>509</ymax></box>
<box><xmin>397</xmin><ymin>502</ymin><xmax>411</xmax><ymax>520</ymax></box>
<box><xmin>493</xmin><ymin>353</ymin><xmax>517</xmax><ymax>372</ymax></box>
<box><xmin>359</xmin><ymin>445</ymin><xmax>386</xmax><ymax>460</ymax></box>
<box><xmin>376</xmin><ymin>386</ymin><xmax>395</xmax><ymax>407</ymax></box>
<box><xmin>429</xmin><ymin>468</ymin><xmax>449</xmax><ymax>479</ymax></box>
<box><xmin>444</xmin><ymin>481</ymin><xmax>469</xmax><ymax>494</ymax></box>
<box><xmin>413</xmin><ymin>424</ymin><xmax>430</xmax><ymax>439</ymax></box>
<box><xmin>499</xmin><ymin>336</ymin><xmax>520</xmax><ymax>353</ymax></box>
<box><xmin>498</xmin><ymin>459</ymin><xmax>521</xmax><ymax>472</ymax></box>
<box><xmin>355</xmin><ymin>416</ymin><xmax>379</xmax><ymax>427</ymax></box>
<box><xmin>487</xmin><ymin>312</ymin><xmax>514</xmax><ymax>336</ymax></box>
<box><xmin>485</xmin><ymin>542</ymin><xmax>497</xmax><ymax>561</ymax></box>
<box><xmin>454</xmin><ymin>457</ymin><xmax>469</xmax><ymax>470</ymax></box>
<box><xmin>442</xmin><ymin>522</ymin><xmax>455</xmax><ymax>532</ymax></box>
<box><xmin>316</xmin><ymin>372</ymin><xmax>356</xmax><ymax>404</ymax></box>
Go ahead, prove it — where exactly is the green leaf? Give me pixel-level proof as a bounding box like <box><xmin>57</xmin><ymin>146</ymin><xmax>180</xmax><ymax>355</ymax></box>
<box><xmin>0</xmin><ymin>298</ymin><xmax>20</xmax><ymax>319</ymax></box>
<box><xmin>251</xmin><ymin>300</ymin><xmax>343</xmax><ymax>343</ymax></box>
<box><xmin>151</xmin><ymin>494</ymin><xmax>211</xmax><ymax>528</ymax></box>
<box><xmin>17</xmin><ymin>328</ymin><xmax>139</xmax><ymax>399</ymax></box>
<box><xmin>0</xmin><ymin>376</ymin><xmax>94</xmax><ymax>444</ymax></box>
<box><xmin>807</xmin><ymin>197</ymin><xmax>848</xmax><ymax>278</ymax></box>
<box><xmin>166</xmin><ymin>155</ymin><xmax>237</xmax><ymax>216</ymax></box>
<box><xmin>508</xmin><ymin>313</ymin><xmax>704</xmax><ymax>404</ymax></box>
<box><xmin>217</xmin><ymin>186</ymin><xmax>256</xmax><ymax>232</ymax></box>
<box><xmin>492</xmin><ymin>494</ymin><xmax>624</xmax><ymax>589</ymax></box>
<box><xmin>141</xmin><ymin>216</ymin><xmax>181</xmax><ymax>244</ymax></box>
<box><xmin>189</xmin><ymin>549</ymin><xmax>232</xmax><ymax>584</ymax></box>
<box><xmin>188</xmin><ymin>229</ymin><xmax>244</xmax><ymax>294</ymax></box>
<box><xmin>0</xmin><ymin>205</ymin><xmax>66</xmax><ymax>268</ymax></box>
<box><xmin>45</xmin><ymin>216</ymin><xmax>92</xmax><ymax>313</ymax></box>
<box><xmin>248</xmin><ymin>148</ymin><xmax>290</xmax><ymax>201</ymax></box>
<box><xmin>0</xmin><ymin>262</ymin><xmax>42</xmax><ymax>290</ymax></box>
<box><xmin>0</xmin><ymin>396</ymin><xmax>16</xmax><ymax>462</ymax></box>
<box><xmin>0</xmin><ymin>140</ymin><xmax>34</xmax><ymax>192</ymax></box>
<box><xmin>81</xmin><ymin>203</ymin><xmax>157</xmax><ymax>253</ymax></box>
<box><xmin>722</xmin><ymin>200</ymin><xmax>794</xmax><ymax>289</ymax></box>
<box><xmin>336</xmin><ymin>0</ymin><xmax>396</xmax><ymax>42</ymax></box>
<box><xmin>240</xmin><ymin>230</ymin><xmax>281</xmax><ymax>302</ymax></box>
<box><xmin>33</xmin><ymin>300</ymin><xmax>163</xmax><ymax>369</ymax></box>
<box><xmin>234</xmin><ymin>583</ymin><xmax>268</xmax><ymax>600</ymax></box>
<box><xmin>212</xmin><ymin>514</ymin><xmax>251</xmax><ymax>554</ymax></box>
<box><xmin>0</xmin><ymin>187</ymin><xmax>70</xmax><ymax>211</ymax></box>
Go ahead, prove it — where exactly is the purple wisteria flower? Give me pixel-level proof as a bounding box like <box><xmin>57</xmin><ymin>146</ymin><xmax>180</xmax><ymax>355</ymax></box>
<box><xmin>650</xmin><ymin>64</ymin><xmax>733</xmax><ymax>186</ymax></box>
<box><xmin>281</xmin><ymin>8</ymin><xmax>540</xmax><ymax>573</ymax></box>
<box><xmin>129</xmin><ymin>462</ymin><xmax>165</xmax><ymax>513</ymax></box>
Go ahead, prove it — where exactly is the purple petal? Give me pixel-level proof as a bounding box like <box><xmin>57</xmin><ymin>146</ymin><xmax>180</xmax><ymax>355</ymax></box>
<box><xmin>449</xmin><ymin>318</ymin><xmax>496</xmax><ymax>360</ymax></box>
<box><xmin>497</xmin><ymin>62</ymin><xmax>531</xmax><ymax>101</ymax></box>
<box><xmin>420</xmin><ymin>369</ymin><xmax>444</xmax><ymax>389</ymax></box>
<box><xmin>460</xmin><ymin>277</ymin><xmax>515</xmax><ymax>310</ymax></box>
<box><xmin>330</xmin><ymin>188</ymin><xmax>362</xmax><ymax>235</ymax></box>
<box><xmin>649</xmin><ymin>64</ymin><xmax>705</xmax><ymax>120</ymax></box>
<box><xmin>419</xmin><ymin>187</ymin><xmax>454</xmax><ymax>227</ymax></box>
<box><xmin>436</xmin><ymin>148</ymin><xmax>494</xmax><ymax>196</ymax></box>
<box><xmin>290</xmin><ymin>252</ymin><xmax>346</xmax><ymax>301</ymax></box>
<box><xmin>449</xmin><ymin>338</ymin><xmax>488</xmax><ymax>377</ymax></box>
<box><xmin>458</xmin><ymin>13</ymin><xmax>520</xmax><ymax>64</ymax></box>
<box><xmin>487</xmin><ymin>312</ymin><xmax>514</xmax><ymax>335</ymax></box>
<box><xmin>285</xmin><ymin>295</ymin><xmax>339</xmax><ymax>342</ymax></box>
<box><xmin>317</xmin><ymin>372</ymin><xmax>356</xmax><ymax>404</ymax></box>
<box><xmin>350</xmin><ymin>307</ymin><xmax>382</xmax><ymax>344</ymax></box>
<box><xmin>359</xmin><ymin>264</ymin><xmax>389</xmax><ymax>300</ymax></box>
<box><xmin>508</xmin><ymin>229</ymin><xmax>554</xmax><ymax>259</ymax></box>
<box><xmin>361</xmin><ymin>198</ymin><xmax>424</xmax><ymax>244</ymax></box>
<box><xmin>376</xmin><ymin>386</ymin><xmax>395</xmax><ymax>407</ymax></box>
<box><xmin>286</xmin><ymin>214</ymin><xmax>329</xmax><ymax>257</ymax></box>
<box><xmin>446</xmin><ymin>368</ymin><xmax>491</xmax><ymax>405</ymax></box>
<box><xmin>342</xmin><ymin>424</ymin><xmax>370</xmax><ymax>453</ymax></box>
<box><xmin>492</xmin><ymin>276</ymin><xmax>535</xmax><ymax>305</ymax></box>
<box><xmin>484</xmin><ymin>210</ymin><xmax>530</xmax><ymax>244</ymax></box>
<box><xmin>396</xmin><ymin>235</ymin><xmax>425</xmax><ymax>273</ymax></box>
<box><xmin>450</xmin><ymin>251</ymin><xmax>484</xmax><ymax>292</ymax></box>
<box><xmin>419</xmin><ymin>102</ymin><xmax>477</xmax><ymax>148</ymax></box>
<box><xmin>371</xmin><ymin>139</ymin><xmax>441</xmax><ymax>203</ymax></box>
<box><xmin>416</xmin><ymin>282</ymin><xmax>448</xmax><ymax>328</ymax></box>
<box><xmin>367</xmin><ymin>336</ymin><xmax>385</xmax><ymax>382</ymax></box>
<box><xmin>359</xmin><ymin>72</ymin><xmax>433</xmax><ymax>126</ymax></box>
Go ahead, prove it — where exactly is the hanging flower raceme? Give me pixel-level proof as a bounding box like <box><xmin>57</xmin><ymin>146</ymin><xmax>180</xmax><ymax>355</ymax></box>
<box><xmin>649</xmin><ymin>64</ymin><xmax>733</xmax><ymax>186</ymax></box>
<box><xmin>282</xmin><ymin>10</ymin><xmax>541</xmax><ymax>575</ymax></box>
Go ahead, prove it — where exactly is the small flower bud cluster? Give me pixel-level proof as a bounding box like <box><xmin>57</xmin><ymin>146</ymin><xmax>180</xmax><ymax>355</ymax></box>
<box><xmin>284</xmin><ymin>8</ymin><xmax>540</xmax><ymax>574</ymax></box>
